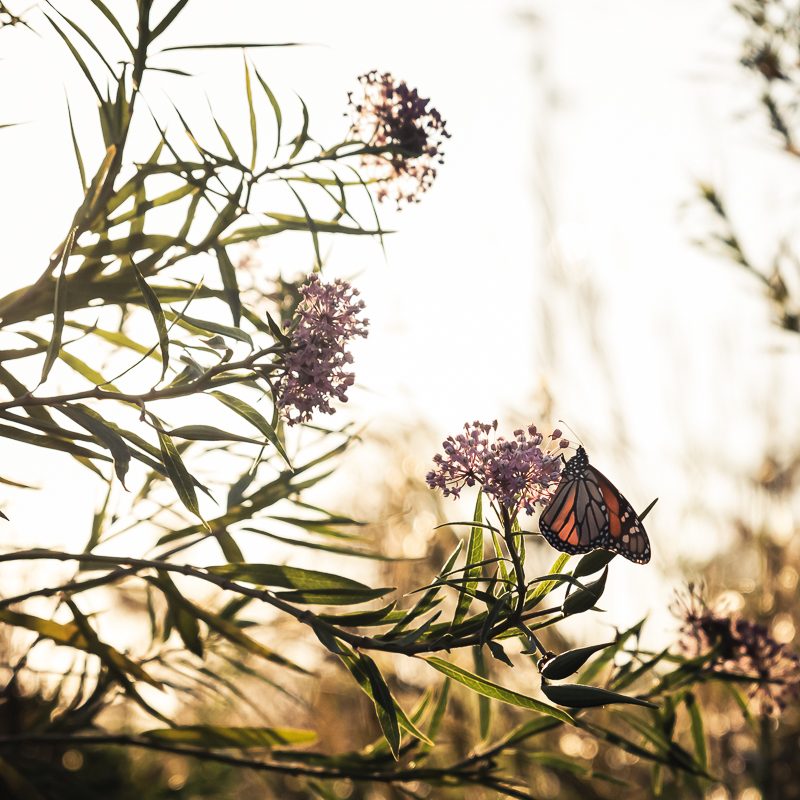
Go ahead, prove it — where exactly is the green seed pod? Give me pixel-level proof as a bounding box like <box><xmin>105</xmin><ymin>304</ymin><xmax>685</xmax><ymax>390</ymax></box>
<box><xmin>572</xmin><ymin>549</ymin><xmax>616</xmax><ymax>579</ymax></box>
<box><xmin>562</xmin><ymin>567</ymin><xmax>608</xmax><ymax>616</ymax></box>
<box><xmin>540</xmin><ymin>681</ymin><xmax>657</xmax><ymax>709</ymax></box>
<box><xmin>539</xmin><ymin>641</ymin><xmax>616</xmax><ymax>680</ymax></box>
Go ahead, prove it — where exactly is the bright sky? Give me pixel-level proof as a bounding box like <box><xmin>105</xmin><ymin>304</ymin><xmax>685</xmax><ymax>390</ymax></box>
<box><xmin>3</xmin><ymin>0</ymin><xmax>800</xmax><ymax>638</ymax></box>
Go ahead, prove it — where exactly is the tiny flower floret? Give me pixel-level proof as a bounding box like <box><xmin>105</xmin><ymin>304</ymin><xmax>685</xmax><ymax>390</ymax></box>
<box><xmin>276</xmin><ymin>275</ymin><xmax>369</xmax><ymax>425</ymax></box>
<box><xmin>426</xmin><ymin>421</ymin><xmax>566</xmax><ymax>515</ymax></box>
<box><xmin>347</xmin><ymin>70</ymin><xmax>451</xmax><ymax>207</ymax></box>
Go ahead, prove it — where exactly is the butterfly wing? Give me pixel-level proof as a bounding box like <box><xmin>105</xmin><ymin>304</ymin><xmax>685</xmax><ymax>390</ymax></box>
<box><xmin>592</xmin><ymin>467</ymin><xmax>651</xmax><ymax>564</ymax></box>
<box><xmin>539</xmin><ymin>467</ymin><xmax>609</xmax><ymax>555</ymax></box>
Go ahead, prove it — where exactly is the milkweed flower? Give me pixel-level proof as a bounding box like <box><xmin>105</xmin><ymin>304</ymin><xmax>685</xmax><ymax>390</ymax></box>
<box><xmin>347</xmin><ymin>70</ymin><xmax>450</xmax><ymax>207</ymax></box>
<box><xmin>275</xmin><ymin>275</ymin><xmax>369</xmax><ymax>425</ymax></box>
<box><xmin>672</xmin><ymin>583</ymin><xmax>800</xmax><ymax>717</ymax></box>
<box><xmin>426</xmin><ymin>421</ymin><xmax>567</xmax><ymax>515</ymax></box>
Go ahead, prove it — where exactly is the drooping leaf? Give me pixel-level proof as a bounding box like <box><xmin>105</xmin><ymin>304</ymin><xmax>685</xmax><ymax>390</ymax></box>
<box><xmin>209</xmin><ymin>390</ymin><xmax>289</xmax><ymax>465</ymax></box>
<box><xmin>155</xmin><ymin>571</ymin><xmax>204</xmax><ymax>657</ymax></box>
<box><xmin>0</xmin><ymin>609</ymin><xmax>160</xmax><ymax>688</ymax></box>
<box><xmin>253</xmin><ymin>66</ymin><xmax>282</xmax><ymax>157</ymax></box>
<box><xmin>338</xmin><ymin>645</ymin><xmax>432</xmax><ymax>755</ymax></box>
<box><xmin>40</xmin><ymin>228</ymin><xmax>77</xmax><ymax>384</ymax></box>
<box><xmin>59</xmin><ymin>404</ymin><xmax>132</xmax><ymax>487</ymax></box>
<box><xmin>215</xmin><ymin>245</ymin><xmax>241</xmax><ymax>326</ymax></box>
<box><xmin>423</xmin><ymin>657</ymin><xmax>573</xmax><ymax>723</ymax></box>
<box><xmin>684</xmin><ymin>692</ymin><xmax>708</xmax><ymax>770</ymax></box>
<box><xmin>150</xmin><ymin>414</ymin><xmax>208</xmax><ymax>527</ymax></box>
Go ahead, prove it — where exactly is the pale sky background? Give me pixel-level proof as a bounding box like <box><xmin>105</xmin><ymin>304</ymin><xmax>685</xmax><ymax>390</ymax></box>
<box><xmin>2</xmin><ymin>0</ymin><xmax>800</xmax><ymax>640</ymax></box>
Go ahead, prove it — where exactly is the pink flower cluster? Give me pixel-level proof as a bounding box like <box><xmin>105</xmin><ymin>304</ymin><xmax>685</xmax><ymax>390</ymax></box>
<box><xmin>347</xmin><ymin>70</ymin><xmax>450</xmax><ymax>207</ymax></box>
<box><xmin>673</xmin><ymin>584</ymin><xmax>800</xmax><ymax>717</ymax></box>
<box><xmin>426</xmin><ymin>421</ymin><xmax>568</xmax><ymax>516</ymax></box>
<box><xmin>276</xmin><ymin>275</ymin><xmax>369</xmax><ymax>425</ymax></box>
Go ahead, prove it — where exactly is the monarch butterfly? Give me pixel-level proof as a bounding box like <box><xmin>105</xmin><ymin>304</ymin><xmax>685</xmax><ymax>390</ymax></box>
<box><xmin>539</xmin><ymin>446</ymin><xmax>651</xmax><ymax>564</ymax></box>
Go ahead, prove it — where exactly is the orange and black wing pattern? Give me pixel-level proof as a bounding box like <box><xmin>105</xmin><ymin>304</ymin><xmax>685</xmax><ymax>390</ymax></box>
<box><xmin>539</xmin><ymin>447</ymin><xmax>608</xmax><ymax>555</ymax></box>
<box><xmin>593</xmin><ymin>467</ymin><xmax>651</xmax><ymax>564</ymax></box>
<box><xmin>538</xmin><ymin>447</ymin><xmax>651</xmax><ymax>564</ymax></box>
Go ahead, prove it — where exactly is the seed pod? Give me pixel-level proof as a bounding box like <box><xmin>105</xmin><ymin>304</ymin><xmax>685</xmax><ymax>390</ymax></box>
<box><xmin>539</xmin><ymin>641</ymin><xmax>615</xmax><ymax>680</ymax></box>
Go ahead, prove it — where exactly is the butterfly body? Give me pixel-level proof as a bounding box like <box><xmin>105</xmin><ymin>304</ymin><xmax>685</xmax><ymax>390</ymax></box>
<box><xmin>539</xmin><ymin>447</ymin><xmax>651</xmax><ymax>564</ymax></box>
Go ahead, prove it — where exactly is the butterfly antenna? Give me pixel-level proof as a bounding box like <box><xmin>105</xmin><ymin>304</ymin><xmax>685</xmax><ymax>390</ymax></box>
<box><xmin>556</xmin><ymin>420</ymin><xmax>584</xmax><ymax>450</ymax></box>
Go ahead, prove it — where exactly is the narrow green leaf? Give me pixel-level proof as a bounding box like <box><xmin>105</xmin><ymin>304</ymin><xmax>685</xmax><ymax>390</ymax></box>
<box><xmin>452</xmin><ymin>493</ymin><xmax>483</xmax><ymax>627</ymax></box>
<box><xmin>612</xmin><ymin>646</ymin><xmax>670</xmax><ymax>692</ymax></box>
<box><xmin>528</xmin><ymin>553</ymin><xmax>571</xmax><ymax>604</ymax></box>
<box><xmin>155</xmin><ymin>572</ymin><xmax>204</xmax><ymax>657</ymax></box>
<box><xmin>167</xmin><ymin>425</ymin><xmax>266</xmax><ymax>445</ymax></box>
<box><xmin>88</xmin><ymin>0</ymin><xmax>134</xmax><ymax>51</ymax></box>
<box><xmin>209</xmin><ymin>562</ymin><xmax>392</xmax><ymax>602</ymax></box>
<box><xmin>289</xmin><ymin>95</ymin><xmax>310</xmax><ymax>159</ymax></box>
<box><xmin>150</xmin><ymin>0</ymin><xmax>191</xmax><ymax>39</ymax></box>
<box><xmin>361</xmin><ymin>654</ymin><xmax>400</xmax><ymax>759</ymax></box>
<box><xmin>23</xmin><ymin>331</ymin><xmax>120</xmax><ymax>391</ymax></box>
<box><xmin>158</xmin><ymin>581</ymin><xmax>307</xmax><ymax>672</ymax></box>
<box><xmin>215</xmin><ymin>530</ymin><xmax>244</xmax><ymax>563</ymax></box>
<box><xmin>215</xmin><ymin>245</ymin><xmax>241</xmax><ymax>326</ymax></box>
<box><xmin>338</xmin><ymin>646</ymin><xmax>432</xmax><ymax>756</ymax></box>
<box><xmin>253</xmin><ymin>67</ymin><xmax>282</xmax><ymax>157</ymax></box>
<box><xmin>144</xmin><ymin>725</ymin><xmax>316</xmax><ymax>748</ymax></box>
<box><xmin>166</xmin><ymin>310</ymin><xmax>253</xmax><ymax>348</ymax></box>
<box><xmin>210</xmin><ymin>107</ymin><xmax>240</xmax><ymax>162</ymax></box>
<box><xmin>243</xmin><ymin>57</ymin><xmax>258</xmax><ymax>169</ymax></box>
<box><xmin>207</xmin><ymin>562</ymin><xmax>383</xmax><ymax>593</ymax></box>
<box><xmin>160</xmin><ymin>42</ymin><xmax>303</xmax><ymax>52</ymax></box>
<box><xmin>48</xmin><ymin>4</ymin><xmax>116</xmax><ymax>75</ymax></box>
<box><xmin>59</xmin><ymin>404</ymin><xmax>132</xmax><ymax>487</ymax></box>
<box><xmin>0</xmin><ymin>422</ymin><xmax>110</xmax><ymax>463</ymax></box>
<box><xmin>65</xmin><ymin>96</ymin><xmax>87</xmax><ymax>192</ymax></box>
<box><xmin>151</xmin><ymin>415</ymin><xmax>207</xmax><ymax>527</ymax></box>
<box><xmin>684</xmin><ymin>693</ymin><xmax>708</xmax><ymax>770</ymax></box>
<box><xmin>0</xmin><ymin>365</ymin><xmax>53</xmax><ymax>423</ymax></box>
<box><xmin>44</xmin><ymin>14</ymin><xmax>103</xmax><ymax>101</ymax></box>
<box><xmin>0</xmin><ymin>608</ymin><xmax>160</xmax><ymax>688</ymax></box>
<box><xmin>424</xmin><ymin>657</ymin><xmax>573</xmax><ymax>723</ymax></box>
<box><xmin>424</xmin><ymin>679</ymin><xmax>450</xmax><ymax>744</ymax></box>
<box><xmin>317</xmin><ymin>603</ymin><xmax>397</xmax><ymax>627</ymax></box>
<box><xmin>132</xmin><ymin>264</ymin><xmax>170</xmax><ymax>378</ymax></box>
<box><xmin>40</xmin><ymin>228</ymin><xmax>76</xmax><ymax>384</ymax></box>
<box><xmin>287</xmin><ymin>183</ymin><xmax>321</xmax><ymax>269</ymax></box>
<box><xmin>209</xmin><ymin>391</ymin><xmax>289</xmax><ymax>464</ymax></box>
<box><xmin>474</xmin><ymin>646</ymin><xmax>491</xmax><ymax>740</ymax></box>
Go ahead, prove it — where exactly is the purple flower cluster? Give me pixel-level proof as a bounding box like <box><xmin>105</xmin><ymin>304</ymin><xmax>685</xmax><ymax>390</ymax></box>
<box><xmin>275</xmin><ymin>275</ymin><xmax>369</xmax><ymax>425</ymax></box>
<box><xmin>673</xmin><ymin>584</ymin><xmax>800</xmax><ymax>717</ymax></box>
<box><xmin>426</xmin><ymin>421</ymin><xmax>568</xmax><ymax>516</ymax></box>
<box><xmin>347</xmin><ymin>70</ymin><xmax>450</xmax><ymax>207</ymax></box>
